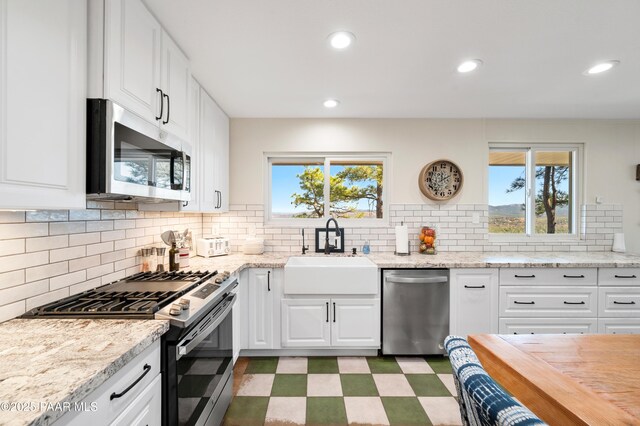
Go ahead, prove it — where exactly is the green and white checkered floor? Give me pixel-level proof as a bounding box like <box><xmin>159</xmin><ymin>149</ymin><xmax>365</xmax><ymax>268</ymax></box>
<box><xmin>223</xmin><ymin>356</ymin><xmax>463</xmax><ymax>425</ymax></box>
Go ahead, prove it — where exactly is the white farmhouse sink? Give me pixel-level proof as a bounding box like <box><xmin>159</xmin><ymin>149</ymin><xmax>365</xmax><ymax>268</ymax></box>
<box><xmin>284</xmin><ymin>256</ymin><xmax>378</xmax><ymax>295</ymax></box>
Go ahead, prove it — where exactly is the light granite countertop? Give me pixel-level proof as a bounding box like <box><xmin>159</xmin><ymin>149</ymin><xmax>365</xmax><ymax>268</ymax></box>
<box><xmin>0</xmin><ymin>319</ymin><xmax>169</xmax><ymax>426</ymax></box>
<box><xmin>188</xmin><ymin>251</ymin><xmax>640</xmax><ymax>274</ymax></box>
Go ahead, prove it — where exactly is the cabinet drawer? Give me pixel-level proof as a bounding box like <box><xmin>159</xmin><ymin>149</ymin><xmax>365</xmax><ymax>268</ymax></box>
<box><xmin>499</xmin><ymin>318</ymin><xmax>597</xmax><ymax>335</ymax></box>
<box><xmin>500</xmin><ymin>286</ymin><xmax>597</xmax><ymax>317</ymax></box>
<box><xmin>598</xmin><ymin>268</ymin><xmax>640</xmax><ymax>286</ymax></box>
<box><xmin>598</xmin><ymin>287</ymin><xmax>640</xmax><ymax>317</ymax></box>
<box><xmin>499</xmin><ymin>268</ymin><xmax>597</xmax><ymax>286</ymax></box>
<box><xmin>598</xmin><ymin>318</ymin><xmax>640</xmax><ymax>335</ymax></box>
<box><xmin>61</xmin><ymin>341</ymin><xmax>161</xmax><ymax>426</ymax></box>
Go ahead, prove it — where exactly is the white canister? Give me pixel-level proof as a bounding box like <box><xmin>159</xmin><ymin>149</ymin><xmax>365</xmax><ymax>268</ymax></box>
<box><xmin>612</xmin><ymin>233</ymin><xmax>626</xmax><ymax>253</ymax></box>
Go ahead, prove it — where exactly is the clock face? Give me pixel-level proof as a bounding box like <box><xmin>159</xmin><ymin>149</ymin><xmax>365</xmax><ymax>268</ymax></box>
<box><xmin>418</xmin><ymin>160</ymin><xmax>463</xmax><ymax>201</ymax></box>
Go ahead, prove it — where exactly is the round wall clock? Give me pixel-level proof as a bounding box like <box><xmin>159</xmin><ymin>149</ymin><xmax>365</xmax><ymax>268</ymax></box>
<box><xmin>418</xmin><ymin>159</ymin><xmax>464</xmax><ymax>201</ymax></box>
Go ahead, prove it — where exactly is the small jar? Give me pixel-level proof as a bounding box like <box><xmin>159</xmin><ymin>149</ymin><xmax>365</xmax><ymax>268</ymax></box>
<box><xmin>419</xmin><ymin>226</ymin><xmax>437</xmax><ymax>255</ymax></box>
<box><xmin>362</xmin><ymin>240</ymin><xmax>371</xmax><ymax>254</ymax></box>
<box><xmin>140</xmin><ymin>248</ymin><xmax>153</xmax><ymax>272</ymax></box>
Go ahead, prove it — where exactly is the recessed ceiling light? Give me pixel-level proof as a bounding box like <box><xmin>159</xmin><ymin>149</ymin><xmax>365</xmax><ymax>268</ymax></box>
<box><xmin>457</xmin><ymin>59</ymin><xmax>483</xmax><ymax>73</ymax></box>
<box><xmin>585</xmin><ymin>60</ymin><xmax>620</xmax><ymax>75</ymax></box>
<box><xmin>328</xmin><ymin>31</ymin><xmax>355</xmax><ymax>49</ymax></box>
<box><xmin>323</xmin><ymin>99</ymin><xmax>339</xmax><ymax>108</ymax></box>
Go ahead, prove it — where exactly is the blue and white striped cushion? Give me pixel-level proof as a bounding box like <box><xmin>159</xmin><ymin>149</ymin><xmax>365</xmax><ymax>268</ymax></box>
<box><xmin>444</xmin><ymin>335</ymin><xmax>547</xmax><ymax>426</ymax></box>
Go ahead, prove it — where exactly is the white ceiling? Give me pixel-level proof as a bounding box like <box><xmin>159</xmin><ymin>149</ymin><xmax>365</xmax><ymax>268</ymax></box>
<box><xmin>144</xmin><ymin>0</ymin><xmax>640</xmax><ymax>119</ymax></box>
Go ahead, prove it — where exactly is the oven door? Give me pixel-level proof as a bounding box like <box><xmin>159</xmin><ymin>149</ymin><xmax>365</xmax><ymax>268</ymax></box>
<box><xmin>172</xmin><ymin>293</ymin><xmax>235</xmax><ymax>426</ymax></box>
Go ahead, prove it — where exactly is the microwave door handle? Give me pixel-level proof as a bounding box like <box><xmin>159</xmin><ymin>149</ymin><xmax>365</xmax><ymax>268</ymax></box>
<box><xmin>182</xmin><ymin>151</ymin><xmax>187</xmax><ymax>191</ymax></box>
<box><xmin>176</xmin><ymin>294</ymin><xmax>236</xmax><ymax>360</ymax></box>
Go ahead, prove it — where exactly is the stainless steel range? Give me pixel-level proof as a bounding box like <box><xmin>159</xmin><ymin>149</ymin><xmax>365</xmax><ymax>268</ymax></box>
<box><xmin>23</xmin><ymin>269</ymin><xmax>238</xmax><ymax>426</ymax></box>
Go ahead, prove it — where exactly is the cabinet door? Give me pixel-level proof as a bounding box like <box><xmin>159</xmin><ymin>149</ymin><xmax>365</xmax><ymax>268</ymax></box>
<box><xmin>211</xmin><ymin>102</ymin><xmax>229</xmax><ymax>212</ymax></box>
<box><xmin>281</xmin><ymin>299</ymin><xmax>331</xmax><ymax>347</ymax></box>
<box><xmin>199</xmin><ymin>89</ymin><xmax>217</xmax><ymax>212</ymax></box>
<box><xmin>110</xmin><ymin>375</ymin><xmax>161</xmax><ymax>426</ymax></box>
<box><xmin>450</xmin><ymin>269</ymin><xmax>498</xmax><ymax>337</ymax></box>
<box><xmin>248</xmin><ymin>269</ymin><xmax>274</xmax><ymax>349</ymax></box>
<box><xmin>499</xmin><ymin>286</ymin><xmax>598</xmax><ymax>318</ymax></box>
<box><xmin>0</xmin><ymin>0</ymin><xmax>86</xmax><ymax>210</ymax></box>
<box><xmin>160</xmin><ymin>31</ymin><xmax>190</xmax><ymax>140</ymax></box>
<box><xmin>331</xmin><ymin>299</ymin><xmax>380</xmax><ymax>347</ymax></box>
<box><xmin>105</xmin><ymin>0</ymin><xmax>161</xmax><ymax>124</ymax></box>
<box><xmin>181</xmin><ymin>76</ymin><xmax>201</xmax><ymax>211</ymax></box>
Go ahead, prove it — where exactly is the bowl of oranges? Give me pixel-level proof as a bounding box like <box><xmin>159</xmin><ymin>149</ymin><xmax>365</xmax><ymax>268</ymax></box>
<box><xmin>419</xmin><ymin>226</ymin><xmax>436</xmax><ymax>255</ymax></box>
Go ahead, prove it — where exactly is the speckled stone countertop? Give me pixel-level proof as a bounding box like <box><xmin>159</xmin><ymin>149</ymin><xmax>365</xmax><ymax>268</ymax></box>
<box><xmin>188</xmin><ymin>251</ymin><xmax>640</xmax><ymax>274</ymax></box>
<box><xmin>0</xmin><ymin>319</ymin><xmax>169</xmax><ymax>426</ymax></box>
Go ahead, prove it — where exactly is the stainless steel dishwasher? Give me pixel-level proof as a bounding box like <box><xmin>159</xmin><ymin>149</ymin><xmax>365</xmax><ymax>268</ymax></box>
<box><xmin>382</xmin><ymin>269</ymin><xmax>449</xmax><ymax>355</ymax></box>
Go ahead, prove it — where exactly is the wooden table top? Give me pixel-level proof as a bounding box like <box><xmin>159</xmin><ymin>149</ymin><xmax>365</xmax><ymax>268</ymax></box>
<box><xmin>468</xmin><ymin>334</ymin><xmax>640</xmax><ymax>426</ymax></box>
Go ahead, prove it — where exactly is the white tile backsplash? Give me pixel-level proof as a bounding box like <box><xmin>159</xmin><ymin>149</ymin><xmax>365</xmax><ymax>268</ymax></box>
<box><xmin>0</xmin><ymin>200</ymin><xmax>624</xmax><ymax>322</ymax></box>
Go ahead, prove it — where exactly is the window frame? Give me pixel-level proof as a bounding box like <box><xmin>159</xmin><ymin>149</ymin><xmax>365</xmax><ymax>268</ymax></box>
<box><xmin>488</xmin><ymin>142</ymin><xmax>583</xmax><ymax>241</ymax></box>
<box><xmin>265</xmin><ymin>152</ymin><xmax>391</xmax><ymax>227</ymax></box>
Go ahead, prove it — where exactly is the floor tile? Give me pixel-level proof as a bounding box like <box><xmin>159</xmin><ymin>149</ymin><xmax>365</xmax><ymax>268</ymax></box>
<box><xmin>223</xmin><ymin>396</ymin><xmax>269</xmax><ymax>426</ymax></box>
<box><xmin>337</xmin><ymin>356</ymin><xmax>371</xmax><ymax>374</ymax></box>
<box><xmin>307</xmin><ymin>374</ymin><xmax>343</xmax><ymax>396</ymax></box>
<box><xmin>373</xmin><ymin>374</ymin><xmax>416</xmax><ymax>396</ymax></box>
<box><xmin>308</xmin><ymin>357</ymin><xmax>339</xmax><ymax>374</ymax></box>
<box><xmin>236</xmin><ymin>374</ymin><xmax>275</xmax><ymax>396</ymax></box>
<box><xmin>276</xmin><ymin>356</ymin><xmax>308</xmax><ymax>374</ymax></box>
<box><xmin>425</xmin><ymin>356</ymin><xmax>452</xmax><ymax>374</ymax></box>
<box><xmin>232</xmin><ymin>358</ymin><xmax>250</xmax><ymax>396</ymax></box>
<box><xmin>396</xmin><ymin>357</ymin><xmax>435</xmax><ymax>374</ymax></box>
<box><xmin>265</xmin><ymin>397</ymin><xmax>306</xmax><ymax>425</ymax></box>
<box><xmin>344</xmin><ymin>396</ymin><xmax>390</xmax><ymax>425</ymax></box>
<box><xmin>382</xmin><ymin>397</ymin><xmax>432</xmax><ymax>425</ymax></box>
<box><xmin>419</xmin><ymin>397</ymin><xmax>463</xmax><ymax>425</ymax></box>
<box><xmin>340</xmin><ymin>374</ymin><xmax>379</xmax><ymax>396</ymax></box>
<box><xmin>271</xmin><ymin>374</ymin><xmax>307</xmax><ymax>397</ymax></box>
<box><xmin>437</xmin><ymin>373</ymin><xmax>457</xmax><ymax>396</ymax></box>
<box><xmin>306</xmin><ymin>397</ymin><xmax>348</xmax><ymax>425</ymax></box>
<box><xmin>406</xmin><ymin>374</ymin><xmax>451</xmax><ymax>397</ymax></box>
<box><xmin>245</xmin><ymin>357</ymin><xmax>279</xmax><ymax>374</ymax></box>
<box><xmin>367</xmin><ymin>356</ymin><xmax>402</xmax><ymax>374</ymax></box>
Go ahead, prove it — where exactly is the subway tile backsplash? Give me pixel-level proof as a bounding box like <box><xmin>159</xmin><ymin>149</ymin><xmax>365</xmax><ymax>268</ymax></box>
<box><xmin>0</xmin><ymin>201</ymin><xmax>623</xmax><ymax>322</ymax></box>
<box><xmin>202</xmin><ymin>203</ymin><xmax>623</xmax><ymax>255</ymax></box>
<box><xmin>0</xmin><ymin>201</ymin><xmax>202</xmax><ymax>322</ymax></box>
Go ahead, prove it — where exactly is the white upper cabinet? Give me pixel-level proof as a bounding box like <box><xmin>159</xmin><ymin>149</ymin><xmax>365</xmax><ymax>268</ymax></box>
<box><xmin>0</xmin><ymin>0</ymin><xmax>87</xmax><ymax>210</ymax></box>
<box><xmin>200</xmin><ymin>89</ymin><xmax>230</xmax><ymax>212</ymax></box>
<box><xmin>96</xmin><ymin>0</ymin><xmax>190</xmax><ymax>139</ymax></box>
<box><xmin>159</xmin><ymin>32</ymin><xmax>190</xmax><ymax>140</ymax></box>
<box><xmin>181</xmin><ymin>76</ymin><xmax>201</xmax><ymax>212</ymax></box>
<box><xmin>103</xmin><ymin>0</ymin><xmax>162</xmax><ymax>124</ymax></box>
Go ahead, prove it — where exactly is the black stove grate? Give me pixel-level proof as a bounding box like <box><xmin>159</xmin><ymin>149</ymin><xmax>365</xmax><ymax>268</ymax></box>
<box><xmin>22</xmin><ymin>270</ymin><xmax>218</xmax><ymax>318</ymax></box>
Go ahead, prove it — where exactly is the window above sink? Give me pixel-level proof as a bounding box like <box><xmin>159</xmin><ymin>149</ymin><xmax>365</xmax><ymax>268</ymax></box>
<box><xmin>265</xmin><ymin>153</ymin><xmax>391</xmax><ymax>227</ymax></box>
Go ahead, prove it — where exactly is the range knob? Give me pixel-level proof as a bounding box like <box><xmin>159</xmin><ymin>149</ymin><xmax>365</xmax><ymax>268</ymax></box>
<box><xmin>177</xmin><ymin>298</ymin><xmax>190</xmax><ymax>309</ymax></box>
<box><xmin>169</xmin><ymin>304</ymin><xmax>183</xmax><ymax>316</ymax></box>
<box><xmin>214</xmin><ymin>277</ymin><xmax>223</xmax><ymax>284</ymax></box>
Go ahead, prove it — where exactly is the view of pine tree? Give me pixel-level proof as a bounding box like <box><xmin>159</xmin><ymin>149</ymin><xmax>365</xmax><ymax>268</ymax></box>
<box><xmin>507</xmin><ymin>166</ymin><xmax>569</xmax><ymax>233</ymax></box>
<box><xmin>291</xmin><ymin>165</ymin><xmax>383</xmax><ymax>218</ymax></box>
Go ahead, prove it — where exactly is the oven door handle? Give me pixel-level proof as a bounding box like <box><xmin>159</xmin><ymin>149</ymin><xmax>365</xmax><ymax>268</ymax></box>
<box><xmin>176</xmin><ymin>294</ymin><xmax>236</xmax><ymax>361</ymax></box>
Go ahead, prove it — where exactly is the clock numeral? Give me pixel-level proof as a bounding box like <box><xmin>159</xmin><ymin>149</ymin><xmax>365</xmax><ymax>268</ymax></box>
<box><xmin>453</xmin><ymin>185</ymin><xmax>458</xmax><ymax>190</ymax></box>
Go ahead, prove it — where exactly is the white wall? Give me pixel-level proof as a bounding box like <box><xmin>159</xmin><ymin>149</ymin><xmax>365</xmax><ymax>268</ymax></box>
<box><xmin>229</xmin><ymin>118</ymin><xmax>640</xmax><ymax>253</ymax></box>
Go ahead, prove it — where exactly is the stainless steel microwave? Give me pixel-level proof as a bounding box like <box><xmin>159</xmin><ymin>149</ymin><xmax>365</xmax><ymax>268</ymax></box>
<box><xmin>87</xmin><ymin>99</ymin><xmax>191</xmax><ymax>203</ymax></box>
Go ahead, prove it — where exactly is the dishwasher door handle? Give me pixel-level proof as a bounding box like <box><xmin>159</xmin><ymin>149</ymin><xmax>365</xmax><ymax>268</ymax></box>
<box><xmin>386</xmin><ymin>276</ymin><xmax>448</xmax><ymax>284</ymax></box>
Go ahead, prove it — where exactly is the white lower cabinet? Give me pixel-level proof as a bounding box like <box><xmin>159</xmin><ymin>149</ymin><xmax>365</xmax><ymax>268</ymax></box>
<box><xmin>598</xmin><ymin>318</ymin><xmax>640</xmax><ymax>334</ymax></box>
<box><xmin>282</xmin><ymin>297</ymin><xmax>380</xmax><ymax>348</ymax></box>
<box><xmin>499</xmin><ymin>318</ymin><xmax>597</xmax><ymax>335</ymax></box>
<box><xmin>57</xmin><ymin>341</ymin><xmax>161</xmax><ymax>425</ymax></box>
<box><xmin>450</xmin><ymin>269</ymin><xmax>499</xmax><ymax>337</ymax></box>
<box><xmin>499</xmin><ymin>286</ymin><xmax>598</xmax><ymax>318</ymax></box>
<box><xmin>248</xmin><ymin>268</ymin><xmax>281</xmax><ymax>349</ymax></box>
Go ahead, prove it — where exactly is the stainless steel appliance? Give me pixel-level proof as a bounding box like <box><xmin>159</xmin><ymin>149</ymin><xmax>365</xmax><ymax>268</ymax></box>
<box><xmin>382</xmin><ymin>269</ymin><xmax>449</xmax><ymax>355</ymax></box>
<box><xmin>87</xmin><ymin>99</ymin><xmax>192</xmax><ymax>203</ymax></box>
<box><xmin>196</xmin><ymin>237</ymin><xmax>230</xmax><ymax>258</ymax></box>
<box><xmin>23</xmin><ymin>269</ymin><xmax>236</xmax><ymax>426</ymax></box>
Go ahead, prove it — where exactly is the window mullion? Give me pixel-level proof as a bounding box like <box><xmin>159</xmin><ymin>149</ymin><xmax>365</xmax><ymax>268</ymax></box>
<box><xmin>323</xmin><ymin>158</ymin><xmax>330</xmax><ymax>218</ymax></box>
<box><xmin>526</xmin><ymin>148</ymin><xmax>535</xmax><ymax>236</ymax></box>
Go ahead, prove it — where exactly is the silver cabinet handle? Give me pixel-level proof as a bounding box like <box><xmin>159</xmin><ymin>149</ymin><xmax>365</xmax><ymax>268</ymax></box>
<box><xmin>176</xmin><ymin>294</ymin><xmax>236</xmax><ymax>360</ymax></box>
<box><xmin>386</xmin><ymin>276</ymin><xmax>448</xmax><ymax>284</ymax></box>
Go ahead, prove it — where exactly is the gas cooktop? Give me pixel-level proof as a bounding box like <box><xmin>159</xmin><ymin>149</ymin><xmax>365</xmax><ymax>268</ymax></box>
<box><xmin>23</xmin><ymin>270</ymin><xmax>218</xmax><ymax>319</ymax></box>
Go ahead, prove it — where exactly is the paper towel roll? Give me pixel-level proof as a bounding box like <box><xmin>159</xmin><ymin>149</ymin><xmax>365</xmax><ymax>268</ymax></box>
<box><xmin>395</xmin><ymin>224</ymin><xmax>409</xmax><ymax>254</ymax></box>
